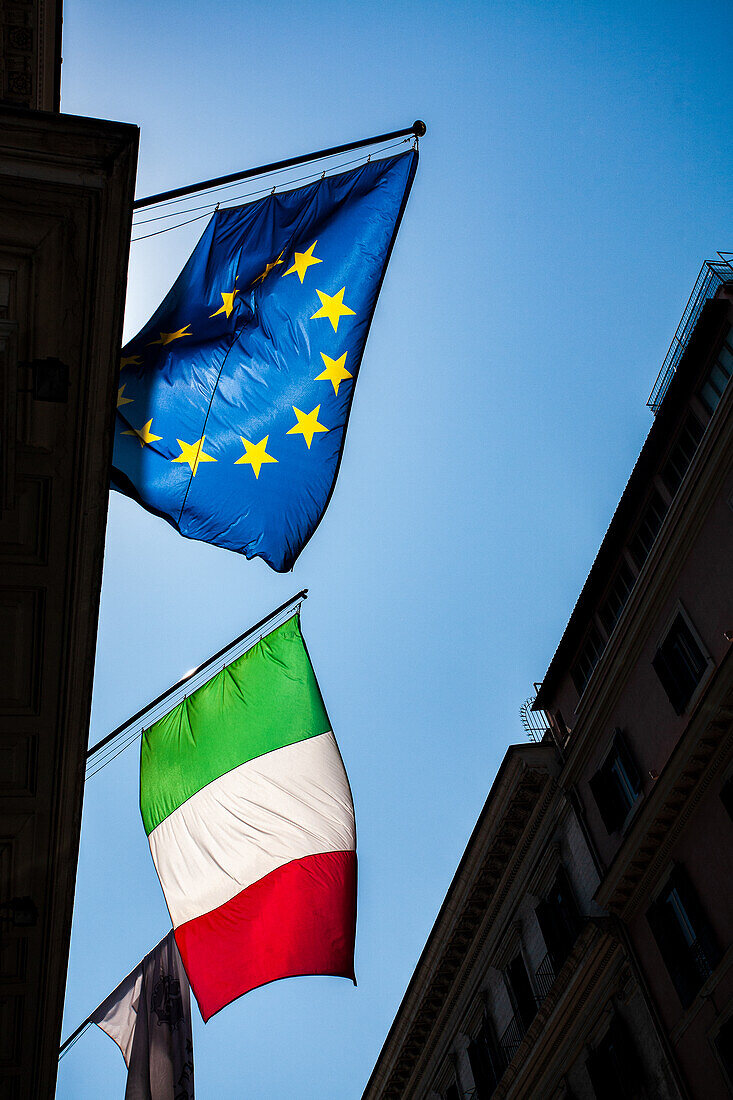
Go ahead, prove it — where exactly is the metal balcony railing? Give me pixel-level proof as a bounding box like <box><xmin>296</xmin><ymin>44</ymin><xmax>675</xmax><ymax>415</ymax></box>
<box><xmin>520</xmin><ymin>696</ymin><xmax>551</xmax><ymax>743</ymax></box>
<box><xmin>499</xmin><ymin>1014</ymin><xmax>525</xmax><ymax>1064</ymax></box>
<box><xmin>647</xmin><ymin>255</ymin><xmax>733</xmax><ymax>413</ymax></box>
<box><xmin>534</xmin><ymin>953</ymin><xmax>556</xmax><ymax>1003</ymax></box>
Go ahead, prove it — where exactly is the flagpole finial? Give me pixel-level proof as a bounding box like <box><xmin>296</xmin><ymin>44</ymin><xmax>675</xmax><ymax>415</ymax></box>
<box><xmin>412</xmin><ymin>120</ymin><xmax>427</xmax><ymax>137</ymax></box>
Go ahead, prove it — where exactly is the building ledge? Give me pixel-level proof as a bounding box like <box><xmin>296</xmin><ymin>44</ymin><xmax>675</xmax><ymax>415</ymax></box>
<box><xmin>363</xmin><ymin>747</ymin><xmax>558</xmax><ymax>1099</ymax></box>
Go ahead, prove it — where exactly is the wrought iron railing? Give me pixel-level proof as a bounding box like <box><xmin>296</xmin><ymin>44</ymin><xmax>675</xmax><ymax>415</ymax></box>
<box><xmin>499</xmin><ymin>1014</ymin><xmax>525</xmax><ymax>1064</ymax></box>
<box><xmin>534</xmin><ymin>952</ymin><xmax>556</xmax><ymax>1003</ymax></box>
<box><xmin>520</xmin><ymin>694</ymin><xmax>550</xmax><ymax>743</ymax></box>
<box><xmin>647</xmin><ymin>255</ymin><xmax>733</xmax><ymax>413</ymax></box>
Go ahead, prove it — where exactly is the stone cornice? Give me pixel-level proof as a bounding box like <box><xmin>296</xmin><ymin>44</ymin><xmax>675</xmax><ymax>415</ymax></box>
<box><xmin>0</xmin><ymin>106</ymin><xmax>139</xmax><ymax>181</ymax></box>
<box><xmin>536</xmin><ymin>299</ymin><xmax>732</xmax><ymax>712</ymax></box>
<box><xmin>362</xmin><ymin>747</ymin><xmax>558</xmax><ymax>1099</ymax></box>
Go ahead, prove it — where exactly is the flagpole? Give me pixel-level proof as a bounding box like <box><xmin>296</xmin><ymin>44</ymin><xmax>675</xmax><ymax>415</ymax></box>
<box><xmin>58</xmin><ymin>1017</ymin><xmax>93</xmax><ymax>1058</ymax></box>
<box><xmin>59</xmin><ymin>931</ymin><xmax>172</xmax><ymax>1058</ymax></box>
<box><xmin>133</xmin><ymin>121</ymin><xmax>426</xmax><ymax>210</ymax></box>
<box><xmin>86</xmin><ymin>590</ymin><xmax>308</xmax><ymax>760</ymax></box>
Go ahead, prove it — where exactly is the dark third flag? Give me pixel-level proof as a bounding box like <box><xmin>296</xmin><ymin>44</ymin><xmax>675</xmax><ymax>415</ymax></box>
<box><xmin>92</xmin><ymin>931</ymin><xmax>194</xmax><ymax>1100</ymax></box>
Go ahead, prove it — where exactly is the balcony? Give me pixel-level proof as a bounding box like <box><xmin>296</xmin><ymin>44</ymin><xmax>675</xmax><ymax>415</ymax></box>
<box><xmin>647</xmin><ymin>255</ymin><xmax>733</xmax><ymax>412</ymax></box>
<box><xmin>534</xmin><ymin>953</ymin><xmax>556</xmax><ymax>1003</ymax></box>
<box><xmin>499</xmin><ymin>1014</ymin><xmax>526</xmax><ymax>1064</ymax></box>
<box><xmin>497</xmin><ymin>956</ymin><xmax>561</xmax><ymax>1069</ymax></box>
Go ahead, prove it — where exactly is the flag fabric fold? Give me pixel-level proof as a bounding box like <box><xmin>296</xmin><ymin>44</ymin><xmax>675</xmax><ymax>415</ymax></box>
<box><xmin>113</xmin><ymin>149</ymin><xmax>418</xmax><ymax>571</ymax></box>
<box><xmin>139</xmin><ymin>613</ymin><xmax>357</xmax><ymax>1022</ymax></box>
<box><xmin>91</xmin><ymin>931</ymin><xmax>194</xmax><ymax>1100</ymax></box>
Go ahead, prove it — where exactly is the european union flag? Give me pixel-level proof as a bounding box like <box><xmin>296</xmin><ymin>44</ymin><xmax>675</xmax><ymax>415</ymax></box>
<box><xmin>112</xmin><ymin>150</ymin><xmax>418</xmax><ymax>572</ymax></box>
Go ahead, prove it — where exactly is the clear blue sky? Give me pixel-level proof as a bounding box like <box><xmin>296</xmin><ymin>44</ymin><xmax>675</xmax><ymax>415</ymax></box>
<box><xmin>58</xmin><ymin>1</ymin><xmax>732</xmax><ymax>1096</ymax></box>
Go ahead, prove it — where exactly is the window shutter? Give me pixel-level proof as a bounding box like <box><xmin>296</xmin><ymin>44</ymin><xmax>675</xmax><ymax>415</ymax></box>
<box><xmin>607</xmin><ymin>1015</ymin><xmax>643</xmax><ymax>1092</ymax></box>
<box><xmin>506</xmin><ymin>954</ymin><xmax>537</xmax><ymax>1031</ymax></box>
<box><xmin>652</xmin><ymin>647</ymin><xmax>686</xmax><ymax>714</ymax></box>
<box><xmin>589</xmin><ymin>768</ymin><xmax>625</xmax><ymax>833</ymax></box>
<box><xmin>536</xmin><ymin>873</ymin><xmax>581</xmax><ymax>972</ymax></box>
<box><xmin>647</xmin><ymin>894</ymin><xmax>699</xmax><ymax>1008</ymax></box>
<box><xmin>554</xmin><ymin>865</ymin><xmax>582</xmax><ymax>949</ymax></box>
<box><xmin>653</xmin><ymin>614</ymin><xmax>708</xmax><ymax>714</ymax></box>
<box><xmin>481</xmin><ymin>1013</ymin><xmax>507</xmax><ymax>1085</ymax></box>
<box><xmin>468</xmin><ymin>1037</ymin><xmax>498</xmax><ymax>1098</ymax></box>
<box><xmin>671</xmin><ymin>866</ymin><xmax>722</xmax><ymax>974</ymax></box>
<box><xmin>586</xmin><ymin>1016</ymin><xmax>643</xmax><ymax>1099</ymax></box>
<box><xmin>613</xmin><ymin>729</ymin><xmax>641</xmax><ymax>795</ymax></box>
<box><xmin>586</xmin><ymin>1049</ymin><xmax>614</xmax><ymax>1100</ymax></box>
<box><xmin>535</xmin><ymin>897</ymin><xmax>563</xmax><ymax>968</ymax></box>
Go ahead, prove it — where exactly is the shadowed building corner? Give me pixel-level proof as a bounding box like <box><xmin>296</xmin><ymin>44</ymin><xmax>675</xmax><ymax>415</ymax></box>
<box><xmin>0</xmin><ymin>3</ymin><xmax>138</xmax><ymax>1096</ymax></box>
<box><xmin>364</xmin><ymin>268</ymin><xmax>733</xmax><ymax>1100</ymax></box>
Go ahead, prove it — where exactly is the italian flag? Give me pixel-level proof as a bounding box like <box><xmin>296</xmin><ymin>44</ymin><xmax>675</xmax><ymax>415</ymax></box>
<box><xmin>140</xmin><ymin>614</ymin><xmax>356</xmax><ymax>1022</ymax></box>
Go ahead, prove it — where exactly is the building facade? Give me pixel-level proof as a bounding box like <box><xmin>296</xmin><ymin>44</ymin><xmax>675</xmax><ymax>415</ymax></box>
<box><xmin>364</xmin><ymin>272</ymin><xmax>733</xmax><ymax>1100</ymax></box>
<box><xmin>534</xmin><ymin>283</ymin><xmax>733</xmax><ymax>1098</ymax></box>
<box><xmin>0</xmin><ymin>7</ymin><xmax>138</xmax><ymax>1098</ymax></box>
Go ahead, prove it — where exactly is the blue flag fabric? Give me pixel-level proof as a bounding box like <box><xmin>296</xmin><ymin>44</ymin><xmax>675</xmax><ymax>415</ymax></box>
<box><xmin>112</xmin><ymin>149</ymin><xmax>417</xmax><ymax>572</ymax></box>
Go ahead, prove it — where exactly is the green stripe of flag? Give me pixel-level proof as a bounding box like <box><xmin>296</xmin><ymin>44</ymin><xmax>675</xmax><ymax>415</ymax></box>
<box><xmin>140</xmin><ymin>615</ymin><xmax>330</xmax><ymax>835</ymax></box>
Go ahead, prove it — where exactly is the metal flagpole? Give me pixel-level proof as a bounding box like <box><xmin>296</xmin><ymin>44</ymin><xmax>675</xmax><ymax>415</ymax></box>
<box><xmin>86</xmin><ymin>589</ymin><xmax>308</xmax><ymax>760</ymax></box>
<box><xmin>59</xmin><ymin>932</ymin><xmax>171</xmax><ymax>1058</ymax></box>
<box><xmin>58</xmin><ymin>1017</ymin><xmax>93</xmax><ymax>1059</ymax></box>
<box><xmin>65</xmin><ymin>592</ymin><xmax>310</xmax><ymax>1052</ymax></box>
<box><xmin>133</xmin><ymin>121</ymin><xmax>426</xmax><ymax>210</ymax></box>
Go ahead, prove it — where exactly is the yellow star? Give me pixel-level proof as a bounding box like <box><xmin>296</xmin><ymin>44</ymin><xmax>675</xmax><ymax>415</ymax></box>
<box><xmin>172</xmin><ymin>436</ymin><xmax>217</xmax><ymax>476</ymax></box>
<box><xmin>117</xmin><ymin>384</ymin><xmax>133</xmax><ymax>408</ymax></box>
<box><xmin>149</xmin><ymin>325</ymin><xmax>192</xmax><ymax>346</ymax></box>
<box><xmin>283</xmin><ymin>241</ymin><xmax>322</xmax><ymax>284</ymax></box>
<box><xmin>310</xmin><ymin>287</ymin><xmax>355</xmax><ymax>333</ymax></box>
<box><xmin>252</xmin><ymin>252</ymin><xmax>284</xmax><ymax>285</ymax></box>
<box><xmin>315</xmin><ymin>351</ymin><xmax>352</xmax><ymax>396</ymax></box>
<box><xmin>122</xmin><ymin>419</ymin><xmax>162</xmax><ymax>448</ymax></box>
<box><xmin>287</xmin><ymin>405</ymin><xmax>329</xmax><ymax>449</ymax></box>
<box><xmin>210</xmin><ymin>291</ymin><xmax>239</xmax><ymax>319</ymax></box>
<box><xmin>120</xmin><ymin>355</ymin><xmax>142</xmax><ymax>368</ymax></box>
<box><xmin>235</xmin><ymin>435</ymin><xmax>278</xmax><ymax>478</ymax></box>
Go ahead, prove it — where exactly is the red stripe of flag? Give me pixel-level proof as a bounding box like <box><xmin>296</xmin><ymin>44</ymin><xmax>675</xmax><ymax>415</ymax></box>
<box><xmin>175</xmin><ymin>850</ymin><xmax>357</xmax><ymax>1021</ymax></box>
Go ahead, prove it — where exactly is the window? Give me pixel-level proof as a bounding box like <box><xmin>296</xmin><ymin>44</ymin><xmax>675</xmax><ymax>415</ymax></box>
<box><xmin>598</xmin><ymin>560</ymin><xmax>636</xmax><ymax>638</ymax></box>
<box><xmin>661</xmin><ymin>411</ymin><xmax>704</xmax><ymax>498</ymax></box>
<box><xmin>467</xmin><ymin>1014</ymin><xmax>506</xmax><ymax>1099</ymax></box>
<box><xmin>647</xmin><ymin>865</ymin><xmax>722</xmax><ymax>1008</ymax></box>
<box><xmin>535</xmin><ymin>866</ymin><xmax>583</xmax><ymax>973</ymax></box>
<box><xmin>589</xmin><ymin>729</ymin><xmax>641</xmax><ymax>833</ymax></box>
<box><xmin>586</xmin><ymin>1015</ymin><xmax>644</xmax><ymax>1099</ymax></box>
<box><xmin>652</xmin><ymin>612</ymin><xmax>708</xmax><ymax>715</ymax></box>
<box><xmin>700</xmin><ymin>330</ymin><xmax>733</xmax><ymax>414</ymax></box>
<box><xmin>628</xmin><ymin>489</ymin><xmax>668</xmax><ymax>570</ymax></box>
<box><xmin>571</xmin><ymin>624</ymin><xmax>605</xmax><ymax>698</ymax></box>
<box><xmin>553</xmin><ymin>710</ymin><xmax>570</xmax><ymax>742</ymax></box>
<box><xmin>505</xmin><ymin>953</ymin><xmax>537</xmax><ymax>1033</ymax></box>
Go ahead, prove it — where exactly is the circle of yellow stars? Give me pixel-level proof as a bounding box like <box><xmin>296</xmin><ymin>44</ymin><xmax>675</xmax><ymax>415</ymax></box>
<box><xmin>116</xmin><ymin>237</ymin><xmax>358</xmax><ymax>478</ymax></box>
